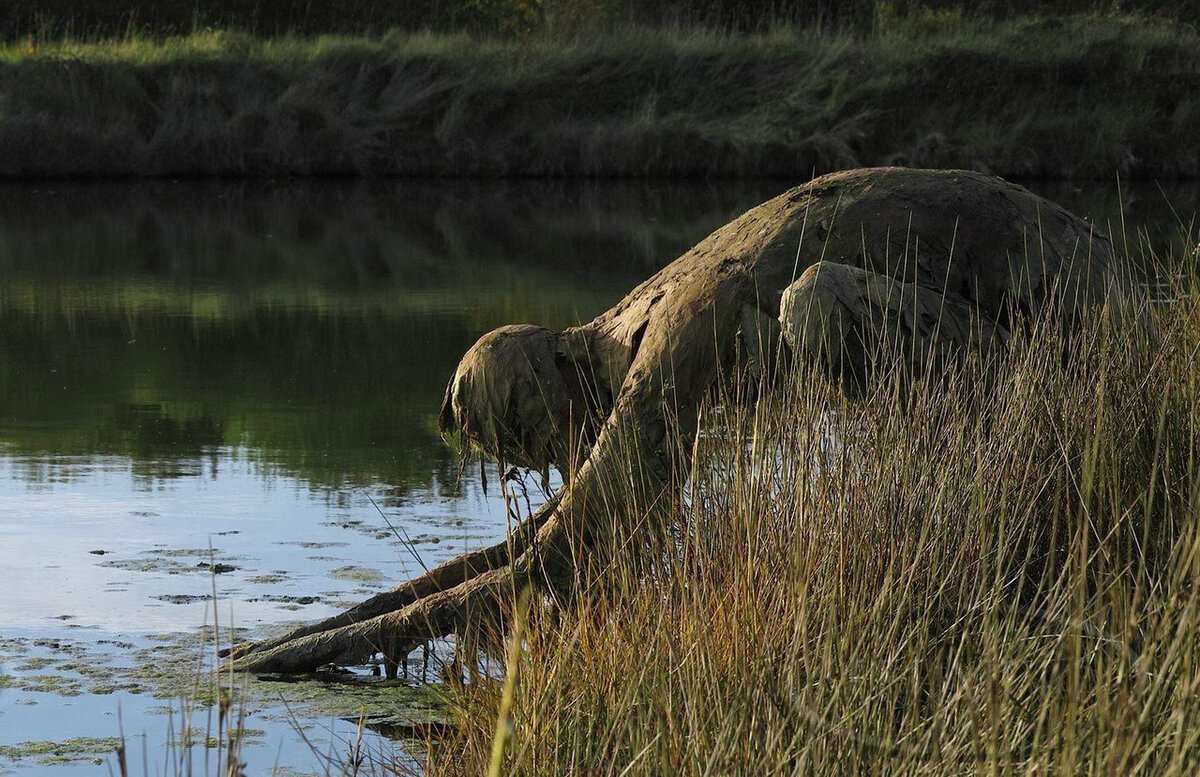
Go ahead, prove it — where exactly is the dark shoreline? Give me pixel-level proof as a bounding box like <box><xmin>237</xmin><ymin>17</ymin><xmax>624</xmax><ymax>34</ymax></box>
<box><xmin>0</xmin><ymin>17</ymin><xmax>1198</xmax><ymax>180</ymax></box>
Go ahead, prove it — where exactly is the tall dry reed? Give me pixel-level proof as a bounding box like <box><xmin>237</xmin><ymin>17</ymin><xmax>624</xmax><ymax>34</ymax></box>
<box><xmin>430</xmin><ymin>247</ymin><xmax>1200</xmax><ymax>774</ymax></box>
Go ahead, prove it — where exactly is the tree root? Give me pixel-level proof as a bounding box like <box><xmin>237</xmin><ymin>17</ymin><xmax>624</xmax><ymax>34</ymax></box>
<box><xmin>228</xmin><ymin>566</ymin><xmax>521</xmax><ymax>674</ymax></box>
<box><xmin>224</xmin><ymin>414</ymin><xmax>668</xmax><ymax>675</ymax></box>
<box><xmin>221</xmin><ymin>494</ymin><xmax>558</xmax><ymax>671</ymax></box>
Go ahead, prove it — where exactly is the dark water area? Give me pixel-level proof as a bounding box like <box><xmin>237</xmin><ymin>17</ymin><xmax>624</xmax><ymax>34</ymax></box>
<box><xmin>0</xmin><ymin>179</ymin><xmax>792</xmax><ymax>493</ymax></box>
<box><xmin>0</xmin><ymin>176</ymin><xmax>1195</xmax><ymax>774</ymax></box>
<box><xmin>0</xmin><ymin>177</ymin><xmax>1191</xmax><ymax>486</ymax></box>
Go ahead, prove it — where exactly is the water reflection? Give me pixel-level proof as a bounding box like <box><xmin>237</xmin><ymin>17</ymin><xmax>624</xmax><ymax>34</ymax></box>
<box><xmin>0</xmin><ymin>179</ymin><xmax>791</xmax><ymax>496</ymax></box>
<box><xmin>0</xmin><ymin>177</ymin><xmax>1194</xmax><ymax>497</ymax></box>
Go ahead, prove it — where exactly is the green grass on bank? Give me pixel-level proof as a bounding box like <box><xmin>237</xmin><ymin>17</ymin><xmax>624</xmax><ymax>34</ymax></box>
<box><xmin>429</xmin><ymin>247</ymin><xmax>1200</xmax><ymax>774</ymax></box>
<box><xmin>0</xmin><ymin>15</ymin><xmax>1198</xmax><ymax>178</ymax></box>
<box><xmin>7</xmin><ymin>1</ymin><xmax>1195</xmax><ymax>42</ymax></box>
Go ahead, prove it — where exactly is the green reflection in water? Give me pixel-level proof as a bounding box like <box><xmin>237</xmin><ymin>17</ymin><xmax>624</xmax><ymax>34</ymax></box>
<box><xmin>0</xmin><ymin>177</ymin><xmax>1194</xmax><ymax>494</ymax></box>
<box><xmin>0</xmin><ymin>178</ymin><xmax>789</xmax><ymax>493</ymax></box>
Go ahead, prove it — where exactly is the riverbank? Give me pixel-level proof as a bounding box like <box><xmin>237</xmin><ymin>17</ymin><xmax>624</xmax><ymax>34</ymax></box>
<box><xmin>1</xmin><ymin>15</ymin><xmax>1197</xmax><ymax>179</ymax></box>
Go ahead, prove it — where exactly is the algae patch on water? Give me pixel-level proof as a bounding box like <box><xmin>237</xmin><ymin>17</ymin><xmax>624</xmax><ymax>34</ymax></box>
<box><xmin>329</xmin><ymin>565</ymin><xmax>384</xmax><ymax>583</ymax></box>
<box><xmin>0</xmin><ymin>736</ymin><xmax>121</xmax><ymax>767</ymax></box>
<box><xmin>97</xmin><ymin>546</ymin><xmax>244</xmax><ymax>575</ymax></box>
<box><xmin>1</xmin><ymin>629</ymin><xmax>444</xmax><ymax>731</ymax></box>
<box><xmin>246</xmin><ymin>571</ymin><xmax>292</xmax><ymax>584</ymax></box>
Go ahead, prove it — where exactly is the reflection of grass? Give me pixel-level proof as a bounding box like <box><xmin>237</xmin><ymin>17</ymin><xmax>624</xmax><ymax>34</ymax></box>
<box><xmin>12</xmin><ymin>265</ymin><xmax>582</xmax><ymax>489</ymax></box>
<box><xmin>434</xmin><ymin>253</ymin><xmax>1200</xmax><ymax>773</ymax></box>
<box><xmin>0</xmin><ymin>178</ymin><xmax>771</xmax><ymax>284</ymax></box>
<box><xmin>0</xmin><ymin>278</ymin><xmax>624</xmax><ymax>326</ymax></box>
<box><xmin>0</xmin><ymin>177</ymin><xmax>775</xmax><ymax>496</ymax></box>
<box><xmin>1</xmin><ymin>17</ymin><xmax>1198</xmax><ymax>178</ymax></box>
<box><xmin>0</xmin><ymin>290</ymin><xmax>523</xmax><ymax>491</ymax></box>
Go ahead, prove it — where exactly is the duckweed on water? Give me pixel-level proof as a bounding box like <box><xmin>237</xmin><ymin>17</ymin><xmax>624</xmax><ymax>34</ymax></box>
<box><xmin>2</xmin><ymin>630</ymin><xmax>443</xmax><ymax>722</ymax></box>
<box><xmin>0</xmin><ymin>672</ymin><xmax>84</xmax><ymax>697</ymax></box>
<box><xmin>246</xmin><ymin>572</ymin><xmax>292</xmax><ymax>584</ymax></box>
<box><xmin>0</xmin><ymin>737</ymin><xmax>121</xmax><ymax>767</ymax></box>
<box><xmin>329</xmin><ymin>565</ymin><xmax>384</xmax><ymax>583</ymax></box>
<box><xmin>14</xmin><ymin>657</ymin><xmax>56</xmax><ymax>671</ymax></box>
<box><xmin>97</xmin><ymin>547</ymin><xmax>245</xmax><ymax>576</ymax></box>
<box><xmin>174</xmin><ymin>727</ymin><xmax>266</xmax><ymax>749</ymax></box>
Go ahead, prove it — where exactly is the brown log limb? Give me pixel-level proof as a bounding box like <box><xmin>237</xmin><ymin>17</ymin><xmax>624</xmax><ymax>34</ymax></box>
<box><xmin>219</xmin><ymin>493</ymin><xmax>557</xmax><ymax>661</ymax></box>
<box><xmin>228</xmin><ymin>566</ymin><xmax>521</xmax><ymax>674</ymax></box>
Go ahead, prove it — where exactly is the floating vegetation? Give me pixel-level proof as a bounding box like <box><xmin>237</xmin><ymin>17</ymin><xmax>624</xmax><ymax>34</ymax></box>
<box><xmin>0</xmin><ymin>630</ymin><xmax>442</xmax><ymax>720</ymax></box>
<box><xmin>97</xmin><ymin>547</ymin><xmax>244</xmax><ymax>575</ymax></box>
<box><xmin>328</xmin><ymin>566</ymin><xmax>385</xmax><ymax>583</ymax></box>
<box><xmin>0</xmin><ymin>737</ymin><xmax>121</xmax><ymax>767</ymax></box>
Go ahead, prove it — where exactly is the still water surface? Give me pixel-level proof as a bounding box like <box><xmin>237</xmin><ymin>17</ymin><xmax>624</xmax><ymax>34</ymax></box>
<box><xmin>0</xmin><ymin>177</ymin><xmax>1195</xmax><ymax>774</ymax></box>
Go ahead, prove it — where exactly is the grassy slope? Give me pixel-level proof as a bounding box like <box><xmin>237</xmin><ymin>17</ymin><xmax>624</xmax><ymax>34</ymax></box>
<box><xmin>431</xmin><ymin>252</ymin><xmax>1200</xmax><ymax>775</ymax></box>
<box><xmin>0</xmin><ymin>16</ymin><xmax>1197</xmax><ymax>178</ymax></box>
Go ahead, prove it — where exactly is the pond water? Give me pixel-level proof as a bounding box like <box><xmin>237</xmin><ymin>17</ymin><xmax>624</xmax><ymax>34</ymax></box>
<box><xmin>0</xmin><ymin>176</ymin><xmax>1195</xmax><ymax>775</ymax></box>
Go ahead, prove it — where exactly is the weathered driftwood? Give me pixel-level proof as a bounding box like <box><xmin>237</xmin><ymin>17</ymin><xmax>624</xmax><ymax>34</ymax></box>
<box><xmin>225</xmin><ymin>167</ymin><xmax>1126</xmax><ymax>673</ymax></box>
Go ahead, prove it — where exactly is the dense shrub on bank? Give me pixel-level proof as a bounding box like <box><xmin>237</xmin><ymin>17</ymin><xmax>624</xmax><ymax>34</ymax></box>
<box><xmin>0</xmin><ymin>0</ymin><xmax>530</xmax><ymax>40</ymax></box>
<box><xmin>0</xmin><ymin>16</ymin><xmax>1197</xmax><ymax>179</ymax></box>
<box><xmin>3</xmin><ymin>0</ymin><xmax>1200</xmax><ymax>40</ymax></box>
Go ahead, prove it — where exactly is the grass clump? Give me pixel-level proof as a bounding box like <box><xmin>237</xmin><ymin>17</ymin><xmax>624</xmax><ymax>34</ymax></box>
<box><xmin>429</xmin><ymin>247</ymin><xmax>1200</xmax><ymax>773</ymax></box>
<box><xmin>0</xmin><ymin>16</ymin><xmax>1197</xmax><ymax>178</ymax></box>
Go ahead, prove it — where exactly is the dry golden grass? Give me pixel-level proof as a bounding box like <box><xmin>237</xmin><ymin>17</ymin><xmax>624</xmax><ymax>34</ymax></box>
<box><xmin>429</xmin><ymin>245</ymin><xmax>1200</xmax><ymax>774</ymax></box>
